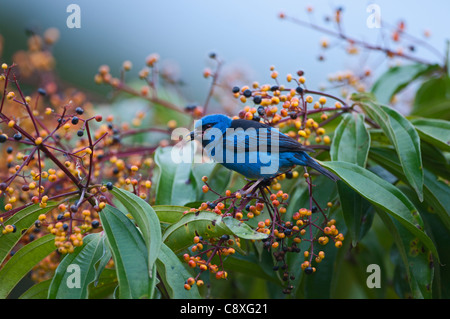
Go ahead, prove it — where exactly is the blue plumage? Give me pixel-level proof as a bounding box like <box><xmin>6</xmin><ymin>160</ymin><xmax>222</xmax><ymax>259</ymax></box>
<box><xmin>191</xmin><ymin>114</ymin><xmax>339</xmax><ymax>181</ymax></box>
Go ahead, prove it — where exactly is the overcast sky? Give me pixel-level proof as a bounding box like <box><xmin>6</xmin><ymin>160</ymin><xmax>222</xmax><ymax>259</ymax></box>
<box><xmin>1</xmin><ymin>0</ymin><xmax>448</xmax><ymax>106</ymax></box>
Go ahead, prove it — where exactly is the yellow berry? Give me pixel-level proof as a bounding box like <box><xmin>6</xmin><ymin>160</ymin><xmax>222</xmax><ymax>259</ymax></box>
<box><xmin>5</xmin><ymin>225</ymin><xmax>14</xmax><ymax>233</ymax></box>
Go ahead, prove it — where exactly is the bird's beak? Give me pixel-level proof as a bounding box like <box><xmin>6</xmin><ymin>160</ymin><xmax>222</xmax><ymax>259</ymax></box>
<box><xmin>187</xmin><ymin>131</ymin><xmax>195</xmax><ymax>141</ymax></box>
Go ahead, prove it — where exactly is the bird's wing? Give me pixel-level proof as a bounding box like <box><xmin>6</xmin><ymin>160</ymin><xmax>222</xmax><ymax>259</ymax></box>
<box><xmin>227</xmin><ymin>119</ymin><xmax>314</xmax><ymax>153</ymax></box>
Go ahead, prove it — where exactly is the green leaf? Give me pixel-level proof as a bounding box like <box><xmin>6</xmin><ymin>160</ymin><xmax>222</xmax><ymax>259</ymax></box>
<box><xmin>330</xmin><ymin>113</ymin><xmax>370</xmax><ymax>167</ymax></box>
<box><xmin>222</xmin><ymin>253</ymin><xmax>279</xmax><ymax>284</ymax></box>
<box><xmin>358</xmin><ymin>100</ymin><xmax>424</xmax><ymax>201</ymax></box>
<box><xmin>92</xmin><ymin>237</ymin><xmax>112</xmax><ymax>286</ymax></box>
<box><xmin>376</xmin><ymin>206</ymin><xmax>433</xmax><ymax>298</ymax></box>
<box><xmin>153</xmin><ymin>146</ymin><xmax>197</xmax><ymax>206</ymax></box>
<box><xmin>422</xmin><ymin>169</ymin><xmax>450</xmax><ymax>230</ymax></box>
<box><xmin>370</xmin><ymin>129</ymin><xmax>392</xmax><ymax>147</ymax></box>
<box><xmin>100</xmin><ymin>205</ymin><xmax>155</xmax><ymax>299</ymax></box>
<box><xmin>320</xmin><ymin>161</ymin><xmax>439</xmax><ymax>262</ymax></box>
<box><xmin>0</xmin><ymin>202</ymin><xmax>57</xmax><ymax>265</ymax></box>
<box><xmin>110</xmin><ymin>187</ymin><xmax>162</xmax><ymax>277</ymax></box>
<box><xmin>155</xmin><ymin>243</ymin><xmax>201</xmax><ymax>298</ymax></box>
<box><xmin>412</xmin><ymin>76</ymin><xmax>450</xmax><ymax>119</ymax></box>
<box><xmin>330</xmin><ymin>113</ymin><xmax>373</xmax><ymax>246</ymax></box>
<box><xmin>222</xmin><ymin>216</ymin><xmax>268</xmax><ymax>240</ymax></box>
<box><xmin>0</xmin><ymin>234</ymin><xmax>55</xmax><ymax>298</ymax></box>
<box><xmin>19</xmin><ymin>279</ymin><xmax>52</xmax><ymax>299</ymax></box>
<box><xmin>371</xmin><ymin>63</ymin><xmax>439</xmax><ymax>104</ymax></box>
<box><xmin>412</xmin><ymin>100</ymin><xmax>450</xmax><ymax>120</ymax></box>
<box><xmin>420</xmin><ymin>141</ymin><xmax>450</xmax><ymax>181</ymax></box>
<box><xmin>153</xmin><ymin>205</ymin><xmax>188</xmax><ymax>225</ymax></box>
<box><xmin>411</xmin><ymin>118</ymin><xmax>450</xmax><ymax>152</ymax></box>
<box><xmin>369</xmin><ymin>147</ymin><xmax>450</xmax><ymax>231</ymax></box>
<box><xmin>87</xmin><ymin>268</ymin><xmax>118</xmax><ymax>299</ymax></box>
<box><xmin>48</xmin><ymin>233</ymin><xmax>105</xmax><ymax>299</ymax></box>
<box><xmin>162</xmin><ymin>211</ymin><xmax>267</xmax><ymax>253</ymax></box>
<box><xmin>337</xmin><ymin>182</ymin><xmax>373</xmax><ymax>247</ymax></box>
<box><xmin>410</xmin><ymin>191</ymin><xmax>450</xmax><ymax>299</ymax></box>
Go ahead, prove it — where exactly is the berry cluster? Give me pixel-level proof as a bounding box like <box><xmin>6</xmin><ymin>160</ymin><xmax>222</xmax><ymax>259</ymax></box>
<box><xmin>0</xmin><ymin>60</ymin><xmax>168</xmax><ymax>274</ymax></box>
<box><xmin>188</xmin><ymin>166</ymin><xmax>344</xmax><ymax>293</ymax></box>
<box><xmin>182</xmin><ymin>233</ymin><xmax>239</xmax><ymax>290</ymax></box>
<box><xmin>229</xmin><ymin>67</ymin><xmax>352</xmax><ymax>151</ymax></box>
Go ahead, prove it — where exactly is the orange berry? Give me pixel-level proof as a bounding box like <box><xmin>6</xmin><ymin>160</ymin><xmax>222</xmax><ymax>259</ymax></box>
<box><xmin>187</xmin><ymin>277</ymin><xmax>195</xmax><ymax>286</ymax></box>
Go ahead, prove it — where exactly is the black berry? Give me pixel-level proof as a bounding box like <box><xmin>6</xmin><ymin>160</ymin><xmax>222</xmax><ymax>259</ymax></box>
<box><xmin>304</xmin><ymin>267</ymin><xmax>314</xmax><ymax>275</ymax></box>
<box><xmin>71</xmin><ymin>116</ymin><xmax>79</xmax><ymax>125</ymax></box>
<box><xmin>253</xmin><ymin>96</ymin><xmax>262</xmax><ymax>104</ymax></box>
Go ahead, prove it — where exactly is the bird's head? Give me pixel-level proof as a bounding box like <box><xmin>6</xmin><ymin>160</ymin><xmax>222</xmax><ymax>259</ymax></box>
<box><xmin>190</xmin><ymin>114</ymin><xmax>232</xmax><ymax>147</ymax></box>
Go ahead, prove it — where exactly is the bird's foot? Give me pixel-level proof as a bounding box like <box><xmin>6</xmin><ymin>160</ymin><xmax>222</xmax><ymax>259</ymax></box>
<box><xmin>241</xmin><ymin>178</ymin><xmax>264</xmax><ymax>195</ymax></box>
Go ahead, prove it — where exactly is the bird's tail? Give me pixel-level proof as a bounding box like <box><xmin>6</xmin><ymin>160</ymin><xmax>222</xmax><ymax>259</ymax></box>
<box><xmin>294</xmin><ymin>153</ymin><xmax>340</xmax><ymax>182</ymax></box>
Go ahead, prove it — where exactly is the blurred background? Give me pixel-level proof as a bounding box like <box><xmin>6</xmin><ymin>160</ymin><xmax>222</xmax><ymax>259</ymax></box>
<box><xmin>0</xmin><ymin>0</ymin><xmax>449</xmax><ymax>299</ymax></box>
<box><xmin>1</xmin><ymin>0</ymin><xmax>449</xmax><ymax>112</ymax></box>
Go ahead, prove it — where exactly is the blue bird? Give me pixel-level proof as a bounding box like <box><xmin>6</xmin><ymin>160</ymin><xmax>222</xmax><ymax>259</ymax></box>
<box><xmin>190</xmin><ymin>114</ymin><xmax>339</xmax><ymax>188</ymax></box>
